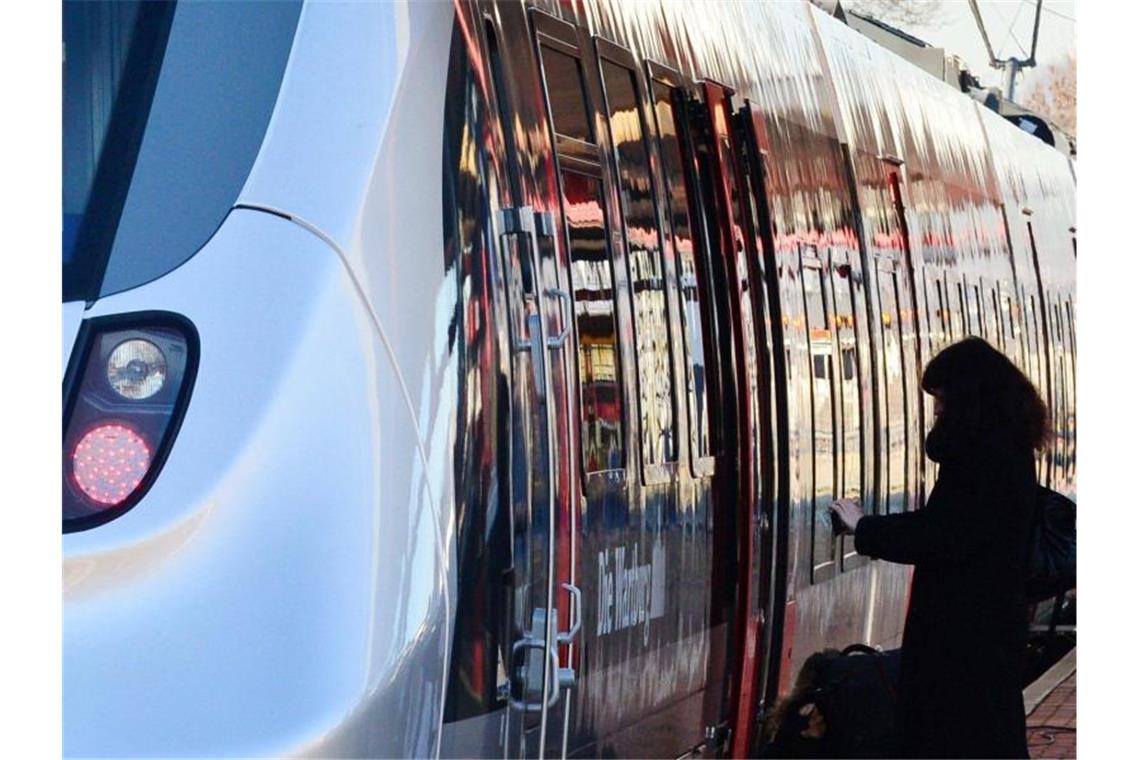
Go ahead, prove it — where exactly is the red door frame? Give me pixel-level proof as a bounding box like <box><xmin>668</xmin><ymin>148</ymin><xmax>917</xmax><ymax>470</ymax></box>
<box><xmin>702</xmin><ymin>81</ymin><xmax>765</xmax><ymax>757</ymax></box>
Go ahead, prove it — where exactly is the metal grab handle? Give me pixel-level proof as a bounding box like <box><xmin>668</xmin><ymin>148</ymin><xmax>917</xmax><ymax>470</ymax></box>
<box><xmin>545</xmin><ymin>288</ymin><xmax>572</xmax><ymax>349</ymax></box>
<box><xmin>509</xmin><ymin>637</ymin><xmax>560</xmax><ymax>713</ymax></box>
<box><xmin>557</xmin><ymin>582</ymin><xmax>582</xmax><ymax>645</ymax></box>
<box><xmin>496</xmin><ymin>207</ymin><xmax>541</xmax><ymax>354</ymax></box>
<box><xmin>526</xmin><ymin>312</ymin><xmax>547</xmax><ymax>403</ymax></box>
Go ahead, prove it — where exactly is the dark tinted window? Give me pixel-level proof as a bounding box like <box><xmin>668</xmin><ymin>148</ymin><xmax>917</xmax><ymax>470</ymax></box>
<box><xmin>63</xmin><ymin>0</ymin><xmax>301</xmax><ymax>301</ymax></box>
<box><xmin>563</xmin><ymin>170</ymin><xmax>624</xmax><ymax>472</ymax></box>
<box><xmin>63</xmin><ymin>0</ymin><xmax>145</xmax><ymax>267</ymax></box>
<box><xmin>540</xmin><ymin>46</ymin><xmax>594</xmax><ymax>144</ymax></box>
<box><xmin>601</xmin><ymin>60</ymin><xmax>676</xmax><ymax>465</ymax></box>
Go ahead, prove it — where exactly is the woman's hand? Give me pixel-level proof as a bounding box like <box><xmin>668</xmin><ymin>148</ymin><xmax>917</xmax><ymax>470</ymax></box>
<box><xmin>830</xmin><ymin>498</ymin><xmax>865</xmax><ymax>534</ymax></box>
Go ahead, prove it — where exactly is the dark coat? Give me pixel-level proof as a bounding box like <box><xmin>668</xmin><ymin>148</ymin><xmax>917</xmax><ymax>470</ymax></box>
<box><xmin>855</xmin><ymin>446</ymin><xmax>1036</xmax><ymax>758</ymax></box>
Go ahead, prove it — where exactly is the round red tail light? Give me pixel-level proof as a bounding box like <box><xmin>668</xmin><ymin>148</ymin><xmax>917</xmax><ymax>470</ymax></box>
<box><xmin>71</xmin><ymin>424</ymin><xmax>152</xmax><ymax>507</ymax></box>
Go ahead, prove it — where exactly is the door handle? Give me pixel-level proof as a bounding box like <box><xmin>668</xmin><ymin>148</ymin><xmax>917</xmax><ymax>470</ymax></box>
<box><xmin>509</xmin><ymin>607</ymin><xmax>575</xmax><ymax>713</ymax></box>
<box><xmin>545</xmin><ymin>288</ymin><xmax>572</xmax><ymax>349</ymax></box>
<box><xmin>497</xmin><ymin>206</ymin><xmax>542</xmax><ymax>354</ymax></box>
<box><xmin>557</xmin><ymin>582</ymin><xmax>581</xmax><ymax>645</ymax></box>
<box><xmin>509</xmin><ymin>635</ymin><xmax>560</xmax><ymax>713</ymax></box>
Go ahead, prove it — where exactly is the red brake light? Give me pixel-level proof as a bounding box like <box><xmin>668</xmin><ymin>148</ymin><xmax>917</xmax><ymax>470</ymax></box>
<box><xmin>71</xmin><ymin>423</ymin><xmax>152</xmax><ymax>506</ymax></box>
<box><xmin>63</xmin><ymin>312</ymin><xmax>198</xmax><ymax>532</ymax></box>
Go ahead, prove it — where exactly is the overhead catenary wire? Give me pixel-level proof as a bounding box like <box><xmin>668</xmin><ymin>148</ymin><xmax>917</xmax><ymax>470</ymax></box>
<box><xmin>967</xmin><ymin>0</ymin><xmax>1046</xmax><ymax>100</ymax></box>
<box><xmin>999</xmin><ymin>1</ymin><xmax>1029</xmax><ymax>59</ymax></box>
<box><xmin>1022</xmin><ymin>0</ymin><xmax>1075</xmax><ymax>24</ymax></box>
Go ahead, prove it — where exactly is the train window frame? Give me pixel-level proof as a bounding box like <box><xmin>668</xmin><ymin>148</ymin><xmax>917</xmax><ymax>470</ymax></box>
<box><xmin>876</xmin><ymin>257</ymin><xmax>909</xmax><ymax>516</ymax></box>
<box><xmin>953</xmin><ymin>278</ymin><xmax>967</xmax><ymax>340</ymax></box>
<box><xmin>1026</xmin><ymin>292</ymin><xmax>1047</xmax><ymax>481</ymax></box>
<box><xmin>1064</xmin><ymin>298</ymin><xmax>1077</xmax><ymax>482</ymax></box>
<box><xmin>1052</xmin><ymin>300</ymin><xmax>1071</xmax><ymax>485</ymax></box>
<box><xmin>802</xmin><ymin>246</ymin><xmax>839</xmax><ymax>583</ymax></box>
<box><xmin>970</xmin><ymin>282</ymin><xmax>985</xmax><ymax>339</ymax></box>
<box><xmin>829</xmin><ymin>248</ymin><xmax>866</xmax><ymax>573</ymax></box>
<box><xmin>532</xmin><ymin>10</ymin><xmax>631</xmax><ymax>479</ymax></box>
<box><xmin>1012</xmin><ymin>291</ymin><xmax>1030</xmax><ymax>371</ymax></box>
<box><xmin>933</xmin><ymin>274</ymin><xmax>949</xmax><ymax>349</ymax></box>
<box><xmin>990</xmin><ymin>285</ymin><xmax>1005</xmax><ymax>353</ymax></box>
<box><xmin>594</xmin><ymin>37</ymin><xmax>681</xmax><ymax>485</ymax></box>
<box><xmin>645</xmin><ymin>58</ymin><xmax>718</xmax><ymax>479</ymax></box>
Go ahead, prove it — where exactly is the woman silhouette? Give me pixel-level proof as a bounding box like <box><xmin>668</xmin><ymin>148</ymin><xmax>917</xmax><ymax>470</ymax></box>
<box><xmin>831</xmin><ymin>337</ymin><xmax>1047</xmax><ymax>758</ymax></box>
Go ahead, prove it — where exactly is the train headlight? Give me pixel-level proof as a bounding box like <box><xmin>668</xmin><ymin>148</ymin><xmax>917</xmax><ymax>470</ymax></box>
<box><xmin>107</xmin><ymin>339</ymin><xmax>167</xmax><ymax>400</ymax></box>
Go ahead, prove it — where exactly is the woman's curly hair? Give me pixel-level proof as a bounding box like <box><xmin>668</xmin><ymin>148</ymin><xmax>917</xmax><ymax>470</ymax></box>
<box><xmin>921</xmin><ymin>337</ymin><xmax>1050</xmax><ymax>456</ymax></box>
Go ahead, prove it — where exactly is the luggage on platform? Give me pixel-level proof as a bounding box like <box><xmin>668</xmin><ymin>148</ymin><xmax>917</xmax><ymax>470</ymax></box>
<box><xmin>761</xmin><ymin>645</ymin><xmax>902</xmax><ymax>759</ymax></box>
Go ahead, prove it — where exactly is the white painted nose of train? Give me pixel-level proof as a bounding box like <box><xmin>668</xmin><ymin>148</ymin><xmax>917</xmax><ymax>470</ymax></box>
<box><xmin>64</xmin><ymin>2</ymin><xmax>457</xmax><ymax>755</ymax></box>
<box><xmin>63</xmin><ymin>209</ymin><xmax>450</xmax><ymax>758</ymax></box>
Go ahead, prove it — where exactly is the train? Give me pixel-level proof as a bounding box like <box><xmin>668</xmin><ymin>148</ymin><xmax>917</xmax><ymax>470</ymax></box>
<box><xmin>62</xmin><ymin>0</ymin><xmax>1075</xmax><ymax>757</ymax></box>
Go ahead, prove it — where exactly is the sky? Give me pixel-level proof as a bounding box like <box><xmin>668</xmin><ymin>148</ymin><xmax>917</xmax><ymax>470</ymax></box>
<box><xmin>874</xmin><ymin>0</ymin><xmax>1076</xmax><ymax>100</ymax></box>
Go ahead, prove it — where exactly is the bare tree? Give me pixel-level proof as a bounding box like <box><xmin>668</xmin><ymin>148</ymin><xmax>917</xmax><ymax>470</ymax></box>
<box><xmin>811</xmin><ymin>0</ymin><xmax>946</xmax><ymax>28</ymax></box>
<box><xmin>1023</xmin><ymin>53</ymin><xmax>1076</xmax><ymax>136</ymax></box>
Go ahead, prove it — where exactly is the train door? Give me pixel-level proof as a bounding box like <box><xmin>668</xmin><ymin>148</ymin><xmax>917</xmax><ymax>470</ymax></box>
<box><xmin>734</xmin><ymin>100</ymin><xmax>789</xmax><ymax>731</ymax></box>
<box><xmin>441</xmin><ymin>15</ymin><xmax>557</xmax><ymax>755</ymax></box>
<box><xmin>475</xmin><ymin>8</ymin><xmax>592</xmax><ymax>756</ymax></box>
<box><xmin>645</xmin><ymin>62</ymin><xmax>735</xmax><ymax>753</ymax></box>
<box><xmin>699</xmin><ymin>81</ymin><xmax>771</xmax><ymax>757</ymax></box>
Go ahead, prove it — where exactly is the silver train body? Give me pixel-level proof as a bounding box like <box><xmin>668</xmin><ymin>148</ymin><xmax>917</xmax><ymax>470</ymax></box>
<box><xmin>62</xmin><ymin>1</ymin><xmax>1075</xmax><ymax>757</ymax></box>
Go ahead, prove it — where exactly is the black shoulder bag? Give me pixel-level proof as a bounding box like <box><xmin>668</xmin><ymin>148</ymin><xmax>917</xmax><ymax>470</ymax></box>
<box><xmin>1025</xmin><ymin>485</ymin><xmax>1076</xmax><ymax>603</ymax></box>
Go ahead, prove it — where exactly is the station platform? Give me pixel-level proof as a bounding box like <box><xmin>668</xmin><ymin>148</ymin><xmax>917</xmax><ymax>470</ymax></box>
<box><xmin>1024</xmin><ymin>648</ymin><xmax>1077</xmax><ymax>759</ymax></box>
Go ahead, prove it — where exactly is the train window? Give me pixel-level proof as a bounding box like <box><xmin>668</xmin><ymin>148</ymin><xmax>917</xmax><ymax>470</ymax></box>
<box><xmin>1006</xmin><ymin>295</ymin><xmax>1026</xmax><ymax>370</ymax></box>
<box><xmin>804</xmin><ymin>261</ymin><xmax>837</xmax><ymax>581</ymax></box>
<box><xmin>879</xmin><ymin>268</ymin><xmax>907</xmax><ymax>514</ymax></box>
<box><xmin>1064</xmin><ymin>300</ymin><xmax>1077</xmax><ymax>480</ymax></box>
<box><xmin>599</xmin><ymin>59</ymin><xmax>677</xmax><ymax>465</ymax></box>
<box><xmin>64</xmin><ymin>0</ymin><xmax>303</xmax><ymax>301</ymax></box>
<box><xmin>832</xmin><ymin>262</ymin><xmax>863</xmax><ymax>507</ymax></box>
<box><xmin>539</xmin><ymin>45</ymin><xmax>594</xmax><ymax>144</ymax></box>
<box><xmin>649</xmin><ymin>76</ymin><xmax>713</xmax><ymax>464</ymax></box>
<box><xmin>562</xmin><ymin>170</ymin><xmax>625</xmax><ymax>472</ymax></box>
<box><xmin>990</xmin><ymin>288</ymin><xmax>1005</xmax><ymax>352</ymax></box>
<box><xmin>969</xmin><ymin>284</ymin><xmax>983</xmax><ymax>338</ymax></box>
<box><xmin>926</xmin><ymin>273</ymin><xmax>948</xmax><ymax>352</ymax></box>
<box><xmin>1027</xmin><ymin>294</ymin><xmax>1041</xmax><ymax>389</ymax></box>
<box><xmin>1026</xmin><ymin>293</ymin><xmax>1045</xmax><ymax>480</ymax></box>
<box><xmin>954</xmin><ymin>280</ymin><xmax>967</xmax><ymax>339</ymax></box>
<box><xmin>1053</xmin><ymin>302</ymin><xmax>1071</xmax><ymax>483</ymax></box>
<box><xmin>930</xmin><ymin>278</ymin><xmax>939</xmax><ymax>348</ymax></box>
